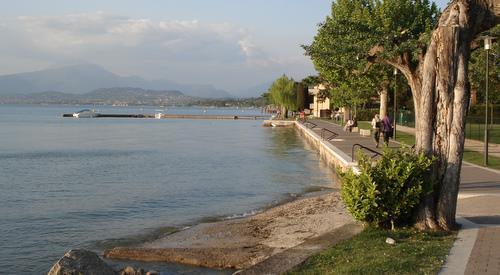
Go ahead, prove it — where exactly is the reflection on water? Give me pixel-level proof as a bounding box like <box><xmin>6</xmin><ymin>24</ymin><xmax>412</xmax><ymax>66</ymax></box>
<box><xmin>0</xmin><ymin>105</ymin><xmax>336</xmax><ymax>274</ymax></box>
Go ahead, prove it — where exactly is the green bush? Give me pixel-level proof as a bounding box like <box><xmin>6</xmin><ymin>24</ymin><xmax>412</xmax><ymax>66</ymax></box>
<box><xmin>340</xmin><ymin>147</ymin><xmax>433</xmax><ymax>229</ymax></box>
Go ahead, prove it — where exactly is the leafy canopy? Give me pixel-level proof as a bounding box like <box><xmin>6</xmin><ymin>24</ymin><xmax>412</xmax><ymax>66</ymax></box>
<box><xmin>304</xmin><ymin>0</ymin><xmax>439</xmax><ymax>108</ymax></box>
<box><xmin>268</xmin><ymin>74</ymin><xmax>297</xmax><ymax>111</ymax></box>
<box><xmin>469</xmin><ymin>25</ymin><xmax>500</xmax><ymax>105</ymax></box>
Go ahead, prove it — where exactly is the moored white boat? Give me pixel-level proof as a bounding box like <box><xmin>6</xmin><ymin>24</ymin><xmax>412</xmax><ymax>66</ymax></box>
<box><xmin>72</xmin><ymin>109</ymin><xmax>99</xmax><ymax>118</ymax></box>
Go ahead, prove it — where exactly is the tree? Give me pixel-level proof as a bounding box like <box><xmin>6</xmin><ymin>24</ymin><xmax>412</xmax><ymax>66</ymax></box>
<box><xmin>303</xmin><ymin>0</ymin><xmax>425</xmax><ymax>120</ymax></box>
<box><xmin>268</xmin><ymin>75</ymin><xmax>297</xmax><ymax>118</ymax></box>
<box><xmin>328</xmin><ymin>81</ymin><xmax>375</xmax><ymax>118</ymax></box>
<box><xmin>306</xmin><ymin>0</ymin><xmax>499</xmax><ymax>230</ymax></box>
<box><xmin>300</xmin><ymin>75</ymin><xmax>322</xmax><ymax>87</ymax></box>
<box><xmin>469</xmin><ymin>25</ymin><xmax>500</xmax><ymax>106</ymax></box>
<box><xmin>260</xmin><ymin>92</ymin><xmax>271</xmax><ymax>105</ymax></box>
<box><xmin>413</xmin><ymin>0</ymin><xmax>498</xmax><ymax>230</ymax></box>
<box><xmin>295</xmin><ymin>82</ymin><xmax>307</xmax><ymax>111</ymax></box>
<box><xmin>298</xmin><ymin>75</ymin><xmax>322</xmax><ymax>111</ymax></box>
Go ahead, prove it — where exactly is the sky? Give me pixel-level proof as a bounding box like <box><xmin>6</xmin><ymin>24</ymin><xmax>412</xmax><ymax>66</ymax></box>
<box><xmin>0</xmin><ymin>0</ymin><xmax>450</xmax><ymax>95</ymax></box>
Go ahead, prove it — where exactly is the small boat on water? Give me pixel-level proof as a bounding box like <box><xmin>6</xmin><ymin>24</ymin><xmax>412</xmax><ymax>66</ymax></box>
<box><xmin>72</xmin><ymin>109</ymin><xmax>99</xmax><ymax>118</ymax></box>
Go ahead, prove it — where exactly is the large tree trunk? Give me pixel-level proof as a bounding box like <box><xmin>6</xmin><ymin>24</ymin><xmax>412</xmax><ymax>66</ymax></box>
<box><xmin>282</xmin><ymin>106</ymin><xmax>288</xmax><ymax>119</ymax></box>
<box><xmin>379</xmin><ymin>84</ymin><xmax>389</xmax><ymax>117</ymax></box>
<box><xmin>414</xmin><ymin>0</ymin><xmax>499</xmax><ymax>231</ymax></box>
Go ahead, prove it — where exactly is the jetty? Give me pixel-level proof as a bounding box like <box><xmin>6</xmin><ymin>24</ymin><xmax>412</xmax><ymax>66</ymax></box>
<box><xmin>62</xmin><ymin>113</ymin><xmax>268</xmax><ymax>120</ymax></box>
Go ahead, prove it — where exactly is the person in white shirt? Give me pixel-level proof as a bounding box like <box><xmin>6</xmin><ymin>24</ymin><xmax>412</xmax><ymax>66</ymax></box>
<box><xmin>371</xmin><ymin>114</ymin><xmax>381</xmax><ymax>148</ymax></box>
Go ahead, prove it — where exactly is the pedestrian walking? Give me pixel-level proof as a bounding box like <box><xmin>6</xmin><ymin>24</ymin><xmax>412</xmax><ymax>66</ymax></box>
<box><xmin>381</xmin><ymin>115</ymin><xmax>393</xmax><ymax>146</ymax></box>
<box><xmin>371</xmin><ymin>114</ymin><xmax>381</xmax><ymax>148</ymax></box>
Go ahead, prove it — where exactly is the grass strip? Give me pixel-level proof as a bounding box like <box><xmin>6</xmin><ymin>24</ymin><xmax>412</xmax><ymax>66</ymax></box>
<box><xmin>356</xmin><ymin>120</ymin><xmax>500</xmax><ymax>170</ymax></box>
<box><xmin>288</xmin><ymin>227</ymin><xmax>455</xmax><ymax>275</ymax></box>
<box><xmin>463</xmin><ymin>150</ymin><xmax>500</xmax><ymax>170</ymax></box>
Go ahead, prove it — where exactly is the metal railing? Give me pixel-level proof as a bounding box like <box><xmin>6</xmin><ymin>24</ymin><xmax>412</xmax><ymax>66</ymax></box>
<box><xmin>302</xmin><ymin>120</ymin><xmax>318</xmax><ymax>129</ymax></box>
<box><xmin>299</xmin><ymin>119</ymin><xmax>339</xmax><ymax>141</ymax></box>
<box><xmin>321</xmin><ymin>128</ymin><xmax>339</xmax><ymax>141</ymax></box>
<box><xmin>351</xmin><ymin>143</ymin><xmax>382</xmax><ymax>162</ymax></box>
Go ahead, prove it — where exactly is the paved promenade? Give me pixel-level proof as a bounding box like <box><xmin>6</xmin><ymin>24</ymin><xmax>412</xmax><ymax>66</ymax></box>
<box><xmin>307</xmin><ymin>119</ymin><xmax>500</xmax><ymax>275</ymax></box>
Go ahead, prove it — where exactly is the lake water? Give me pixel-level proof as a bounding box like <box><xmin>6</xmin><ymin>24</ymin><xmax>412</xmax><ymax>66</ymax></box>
<box><xmin>0</xmin><ymin>105</ymin><xmax>336</xmax><ymax>274</ymax></box>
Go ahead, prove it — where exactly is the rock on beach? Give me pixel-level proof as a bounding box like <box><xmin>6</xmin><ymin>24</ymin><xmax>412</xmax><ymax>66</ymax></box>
<box><xmin>47</xmin><ymin>249</ymin><xmax>117</xmax><ymax>275</ymax></box>
<box><xmin>47</xmin><ymin>249</ymin><xmax>158</xmax><ymax>275</ymax></box>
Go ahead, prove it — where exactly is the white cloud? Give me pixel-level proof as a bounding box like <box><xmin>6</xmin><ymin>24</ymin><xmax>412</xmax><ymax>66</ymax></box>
<box><xmin>238</xmin><ymin>37</ymin><xmax>279</xmax><ymax>66</ymax></box>
<box><xmin>7</xmin><ymin>13</ymin><xmax>254</xmax><ymax>61</ymax></box>
<box><xmin>0</xmin><ymin>12</ymin><xmax>315</xmax><ymax>93</ymax></box>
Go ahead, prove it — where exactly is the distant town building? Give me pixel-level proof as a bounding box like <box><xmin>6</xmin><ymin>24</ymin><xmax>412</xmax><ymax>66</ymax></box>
<box><xmin>308</xmin><ymin>84</ymin><xmax>331</xmax><ymax>118</ymax></box>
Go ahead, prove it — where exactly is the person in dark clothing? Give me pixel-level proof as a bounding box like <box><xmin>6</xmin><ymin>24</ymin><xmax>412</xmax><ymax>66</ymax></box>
<box><xmin>381</xmin><ymin>115</ymin><xmax>393</xmax><ymax>146</ymax></box>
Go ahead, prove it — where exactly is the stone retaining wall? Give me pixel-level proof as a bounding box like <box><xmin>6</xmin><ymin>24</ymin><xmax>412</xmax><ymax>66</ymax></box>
<box><xmin>293</xmin><ymin>121</ymin><xmax>357</xmax><ymax>173</ymax></box>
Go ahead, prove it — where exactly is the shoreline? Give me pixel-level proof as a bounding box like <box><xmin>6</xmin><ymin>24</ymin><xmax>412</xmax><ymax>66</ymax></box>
<box><xmin>104</xmin><ymin>190</ymin><xmax>355</xmax><ymax>270</ymax></box>
<box><xmin>95</xmin><ymin>187</ymin><xmax>336</xmax><ymax>252</ymax></box>
<box><xmin>104</xmin><ymin>121</ymin><xmax>353</xmax><ymax>271</ymax></box>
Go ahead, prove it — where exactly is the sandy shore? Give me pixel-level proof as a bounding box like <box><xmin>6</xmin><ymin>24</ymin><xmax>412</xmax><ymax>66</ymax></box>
<box><xmin>104</xmin><ymin>191</ymin><xmax>355</xmax><ymax>269</ymax></box>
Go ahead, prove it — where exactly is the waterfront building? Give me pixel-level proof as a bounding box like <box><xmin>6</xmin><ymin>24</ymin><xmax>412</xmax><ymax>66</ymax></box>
<box><xmin>308</xmin><ymin>84</ymin><xmax>331</xmax><ymax>118</ymax></box>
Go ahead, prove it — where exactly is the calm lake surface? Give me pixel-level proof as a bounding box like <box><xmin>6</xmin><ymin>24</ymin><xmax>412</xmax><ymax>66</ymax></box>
<box><xmin>0</xmin><ymin>105</ymin><xmax>336</xmax><ymax>274</ymax></box>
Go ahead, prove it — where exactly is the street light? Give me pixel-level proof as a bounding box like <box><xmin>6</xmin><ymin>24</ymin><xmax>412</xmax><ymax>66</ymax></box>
<box><xmin>393</xmin><ymin>68</ymin><xmax>398</xmax><ymax>140</ymax></box>
<box><xmin>484</xmin><ymin>36</ymin><xmax>492</xmax><ymax>166</ymax></box>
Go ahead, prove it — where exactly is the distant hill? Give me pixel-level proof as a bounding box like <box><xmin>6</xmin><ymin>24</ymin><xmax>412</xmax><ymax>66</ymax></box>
<box><xmin>0</xmin><ymin>87</ymin><xmax>196</xmax><ymax>106</ymax></box>
<box><xmin>0</xmin><ymin>64</ymin><xmax>232</xmax><ymax>98</ymax></box>
<box><xmin>85</xmin><ymin>87</ymin><xmax>183</xmax><ymax>99</ymax></box>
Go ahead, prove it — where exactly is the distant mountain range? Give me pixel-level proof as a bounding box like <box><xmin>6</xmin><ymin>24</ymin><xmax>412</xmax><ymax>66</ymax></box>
<box><xmin>0</xmin><ymin>87</ymin><xmax>198</xmax><ymax>106</ymax></box>
<box><xmin>0</xmin><ymin>64</ymin><xmax>232</xmax><ymax>98</ymax></box>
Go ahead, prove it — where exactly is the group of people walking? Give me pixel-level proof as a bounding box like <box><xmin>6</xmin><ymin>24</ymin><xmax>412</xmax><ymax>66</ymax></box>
<box><xmin>371</xmin><ymin>114</ymin><xmax>393</xmax><ymax>147</ymax></box>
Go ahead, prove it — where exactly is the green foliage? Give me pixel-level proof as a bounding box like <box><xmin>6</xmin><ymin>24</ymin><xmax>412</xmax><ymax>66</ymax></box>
<box><xmin>300</xmin><ymin>75</ymin><xmax>322</xmax><ymax>87</ymax></box>
<box><xmin>468</xmin><ymin>104</ymin><xmax>500</xmax><ymax>118</ymax></box>
<box><xmin>328</xmin><ymin>82</ymin><xmax>375</xmax><ymax>112</ymax></box>
<box><xmin>260</xmin><ymin>92</ymin><xmax>271</xmax><ymax>105</ymax></box>
<box><xmin>189</xmin><ymin>96</ymin><xmax>268</xmax><ymax>108</ymax></box>
<box><xmin>356</xmin><ymin>108</ymin><xmax>379</xmax><ymax>121</ymax></box>
<box><xmin>469</xmin><ymin>25</ymin><xmax>500</xmax><ymax>105</ymax></box>
<box><xmin>340</xmin><ymin>147</ymin><xmax>433</xmax><ymax>229</ymax></box>
<box><xmin>369</xmin><ymin>0</ymin><xmax>439</xmax><ymax>62</ymax></box>
<box><xmin>295</xmin><ymin>82</ymin><xmax>307</xmax><ymax>111</ymax></box>
<box><xmin>304</xmin><ymin>0</ymin><xmax>439</xmax><ymax>111</ymax></box>
<box><xmin>268</xmin><ymin>74</ymin><xmax>298</xmax><ymax>115</ymax></box>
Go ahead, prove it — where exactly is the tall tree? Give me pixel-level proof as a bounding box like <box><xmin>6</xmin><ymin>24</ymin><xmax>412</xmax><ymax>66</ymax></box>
<box><xmin>268</xmin><ymin>75</ymin><xmax>297</xmax><ymax>118</ymax></box>
<box><xmin>295</xmin><ymin>82</ymin><xmax>307</xmax><ymax>111</ymax></box>
<box><xmin>306</xmin><ymin>0</ymin><xmax>499</xmax><ymax>230</ymax></box>
<box><xmin>414</xmin><ymin>0</ymin><xmax>498</xmax><ymax>230</ymax></box>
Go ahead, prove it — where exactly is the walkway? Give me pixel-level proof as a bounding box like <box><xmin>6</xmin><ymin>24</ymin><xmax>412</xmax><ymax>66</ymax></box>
<box><xmin>303</xmin><ymin>119</ymin><xmax>399</xmax><ymax>160</ymax></box>
<box><xmin>308</xmin><ymin>119</ymin><xmax>500</xmax><ymax>275</ymax></box>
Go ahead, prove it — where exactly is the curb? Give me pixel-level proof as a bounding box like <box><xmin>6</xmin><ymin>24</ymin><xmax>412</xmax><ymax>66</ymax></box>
<box><xmin>439</xmin><ymin>217</ymin><xmax>479</xmax><ymax>275</ymax></box>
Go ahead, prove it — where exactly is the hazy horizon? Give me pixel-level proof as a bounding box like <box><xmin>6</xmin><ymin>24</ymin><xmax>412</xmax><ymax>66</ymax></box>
<box><xmin>0</xmin><ymin>0</ymin><xmax>449</xmax><ymax>96</ymax></box>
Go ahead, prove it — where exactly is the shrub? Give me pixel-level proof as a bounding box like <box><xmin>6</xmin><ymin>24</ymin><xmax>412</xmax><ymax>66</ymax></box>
<box><xmin>340</xmin><ymin>147</ymin><xmax>433</xmax><ymax>229</ymax></box>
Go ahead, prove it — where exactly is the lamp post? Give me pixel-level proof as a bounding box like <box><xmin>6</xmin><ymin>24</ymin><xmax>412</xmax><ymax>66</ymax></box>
<box><xmin>393</xmin><ymin>68</ymin><xmax>398</xmax><ymax>140</ymax></box>
<box><xmin>484</xmin><ymin>36</ymin><xmax>492</xmax><ymax>166</ymax></box>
